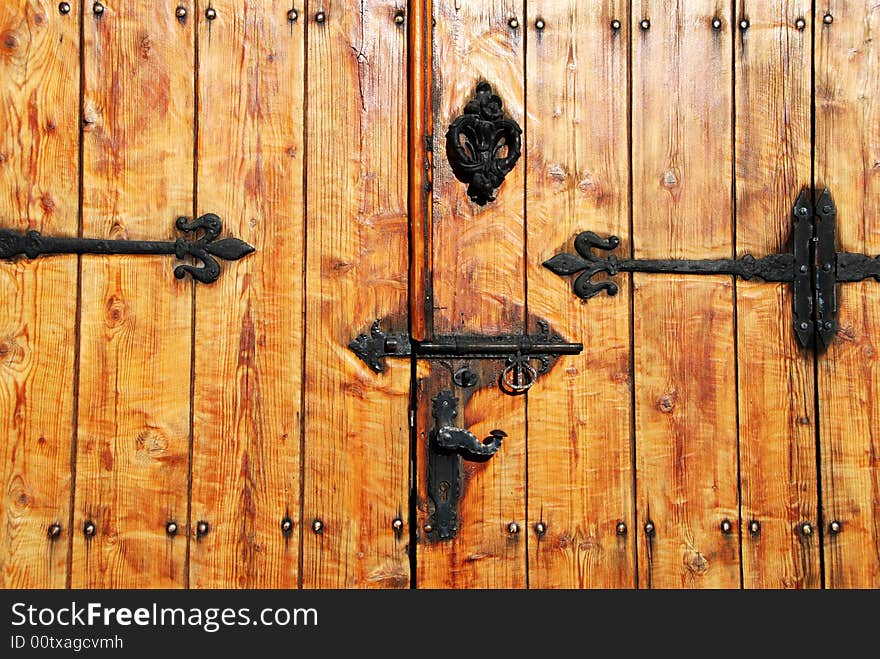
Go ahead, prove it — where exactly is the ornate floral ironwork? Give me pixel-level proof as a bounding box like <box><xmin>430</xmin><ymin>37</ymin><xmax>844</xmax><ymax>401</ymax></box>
<box><xmin>445</xmin><ymin>81</ymin><xmax>522</xmax><ymax>206</ymax></box>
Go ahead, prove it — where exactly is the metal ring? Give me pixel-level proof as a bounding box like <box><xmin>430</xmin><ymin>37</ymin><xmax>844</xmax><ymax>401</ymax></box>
<box><xmin>500</xmin><ymin>356</ymin><xmax>538</xmax><ymax>393</ymax></box>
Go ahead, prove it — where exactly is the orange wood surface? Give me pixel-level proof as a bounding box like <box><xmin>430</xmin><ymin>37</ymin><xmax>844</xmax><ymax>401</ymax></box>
<box><xmin>0</xmin><ymin>0</ymin><xmax>79</xmax><ymax>588</ymax></box>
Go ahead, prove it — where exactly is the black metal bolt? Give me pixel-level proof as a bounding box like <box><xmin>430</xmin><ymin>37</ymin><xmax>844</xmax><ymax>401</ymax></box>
<box><xmin>312</xmin><ymin>519</ymin><xmax>324</xmax><ymax>534</ymax></box>
<box><xmin>47</xmin><ymin>523</ymin><xmax>62</xmax><ymax>539</ymax></box>
<box><xmin>800</xmin><ymin>322</ymin><xmax>810</xmax><ymax>331</ymax></box>
<box><xmin>798</xmin><ymin>206</ymin><xmax>809</xmax><ymax>217</ymax></box>
<box><xmin>611</xmin><ymin>19</ymin><xmax>621</xmax><ymax>31</ymax></box>
<box><xmin>315</xmin><ymin>11</ymin><xmax>326</xmax><ymax>23</ymax></box>
<box><xmin>739</xmin><ymin>18</ymin><xmax>750</xmax><ymax>31</ymax></box>
<box><xmin>508</xmin><ymin>17</ymin><xmax>519</xmax><ymax>29</ymax></box>
<box><xmin>175</xmin><ymin>6</ymin><xmax>186</xmax><ymax>19</ymax></box>
<box><xmin>720</xmin><ymin>519</ymin><xmax>733</xmax><ymax>534</ymax></box>
<box><xmin>824</xmin><ymin>321</ymin><xmax>834</xmax><ymax>330</ymax></box>
<box><xmin>823</xmin><ymin>204</ymin><xmax>833</xmax><ymax>214</ymax></box>
<box><xmin>423</xmin><ymin>523</ymin><xmax>433</xmax><ymax>533</ymax></box>
<box><xmin>196</xmin><ymin>520</ymin><xmax>209</xmax><ymax>537</ymax></box>
<box><xmin>93</xmin><ymin>2</ymin><xmax>104</xmax><ymax>16</ymax></box>
<box><xmin>205</xmin><ymin>7</ymin><xmax>216</xmax><ymax>20</ymax></box>
<box><xmin>535</xmin><ymin>18</ymin><xmax>545</xmax><ymax>31</ymax></box>
<box><xmin>616</xmin><ymin>521</ymin><xmax>627</xmax><ymax>536</ymax></box>
<box><xmin>639</xmin><ymin>19</ymin><xmax>650</xmax><ymax>31</ymax></box>
<box><xmin>800</xmin><ymin>264</ymin><xmax>809</xmax><ymax>273</ymax></box>
<box><xmin>279</xmin><ymin>517</ymin><xmax>292</xmax><ymax>535</ymax></box>
<box><xmin>796</xmin><ymin>17</ymin><xmax>806</xmax><ymax>30</ymax></box>
<box><xmin>749</xmin><ymin>520</ymin><xmax>761</xmax><ymax>536</ymax></box>
<box><xmin>394</xmin><ymin>11</ymin><xmax>404</xmax><ymax>25</ymax></box>
<box><xmin>644</xmin><ymin>520</ymin><xmax>655</xmax><ymax>536</ymax></box>
<box><xmin>58</xmin><ymin>2</ymin><xmax>71</xmax><ymax>15</ymax></box>
<box><xmin>534</xmin><ymin>521</ymin><xmax>547</xmax><ymax>536</ymax></box>
<box><xmin>711</xmin><ymin>17</ymin><xmax>722</xmax><ymax>30</ymax></box>
<box><xmin>800</xmin><ymin>521</ymin><xmax>814</xmax><ymax>537</ymax></box>
<box><xmin>508</xmin><ymin>521</ymin><xmax>520</xmax><ymax>535</ymax></box>
<box><xmin>83</xmin><ymin>520</ymin><xmax>96</xmax><ymax>537</ymax></box>
<box><xmin>165</xmin><ymin>521</ymin><xmax>178</xmax><ymax>536</ymax></box>
<box><xmin>392</xmin><ymin>517</ymin><xmax>404</xmax><ymax>533</ymax></box>
<box><xmin>829</xmin><ymin>520</ymin><xmax>842</xmax><ymax>534</ymax></box>
<box><xmin>287</xmin><ymin>8</ymin><xmax>298</xmax><ymax>22</ymax></box>
<box><xmin>823</xmin><ymin>262</ymin><xmax>833</xmax><ymax>272</ymax></box>
<box><xmin>823</xmin><ymin>13</ymin><xmax>833</xmax><ymax>25</ymax></box>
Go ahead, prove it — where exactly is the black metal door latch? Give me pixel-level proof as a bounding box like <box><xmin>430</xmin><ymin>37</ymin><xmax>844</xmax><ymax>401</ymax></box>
<box><xmin>544</xmin><ymin>188</ymin><xmax>879</xmax><ymax>350</ymax></box>
<box><xmin>0</xmin><ymin>214</ymin><xmax>254</xmax><ymax>284</ymax></box>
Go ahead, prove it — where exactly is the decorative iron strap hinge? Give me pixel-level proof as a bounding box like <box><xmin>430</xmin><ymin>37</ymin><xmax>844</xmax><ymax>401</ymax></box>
<box><xmin>0</xmin><ymin>214</ymin><xmax>254</xmax><ymax>284</ymax></box>
<box><xmin>544</xmin><ymin>188</ymin><xmax>878</xmax><ymax>350</ymax></box>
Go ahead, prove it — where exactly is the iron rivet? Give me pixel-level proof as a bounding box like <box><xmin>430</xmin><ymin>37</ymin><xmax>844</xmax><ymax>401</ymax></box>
<box><xmin>392</xmin><ymin>517</ymin><xmax>404</xmax><ymax>532</ymax></box>
<box><xmin>93</xmin><ymin>2</ymin><xmax>104</xmax><ymax>16</ymax></box>
<box><xmin>823</xmin><ymin>13</ymin><xmax>833</xmax><ymax>25</ymax></box>
<box><xmin>824</xmin><ymin>321</ymin><xmax>834</xmax><ymax>330</ymax></box>
<box><xmin>423</xmin><ymin>523</ymin><xmax>433</xmax><ymax>533</ymax></box>
<box><xmin>711</xmin><ymin>17</ymin><xmax>722</xmax><ymax>30</ymax></box>
<box><xmin>47</xmin><ymin>523</ymin><xmax>62</xmax><ymax>539</ymax></box>
<box><xmin>720</xmin><ymin>519</ymin><xmax>733</xmax><ymax>534</ymax></box>
<box><xmin>394</xmin><ymin>11</ymin><xmax>405</xmax><ymax>25</ymax></box>
<box><xmin>166</xmin><ymin>521</ymin><xmax>178</xmax><ymax>536</ymax></box>
<box><xmin>616</xmin><ymin>521</ymin><xmax>627</xmax><ymax>536</ymax></box>
<box><xmin>829</xmin><ymin>520</ymin><xmax>842</xmax><ymax>534</ymax></box>
<box><xmin>800</xmin><ymin>265</ymin><xmax>809</xmax><ymax>273</ymax></box>
<box><xmin>749</xmin><ymin>520</ymin><xmax>761</xmax><ymax>536</ymax></box>
<box><xmin>175</xmin><ymin>6</ymin><xmax>186</xmax><ymax>19</ymax></box>
<box><xmin>312</xmin><ymin>519</ymin><xmax>324</xmax><ymax>534</ymax></box>
<box><xmin>795</xmin><ymin>17</ymin><xmax>806</xmax><ymax>30</ymax></box>
<box><xmin>315</xmin><ymin>11</ymin><xmax>326</xmax><ymax>23</ymax></box>
<box><xmin>205</xmin><ymin>7</ymin><xmax>216</xmax><ymax>20</ymax></box>
<box><xmin>196</xmin><ymin>520</ymin><xmax>209</xmax><ymax>537</ymax></box>
<box><xmin>534</xmin><ymin>521</ymin><xmax>547</xmax><ymax>536</ymax></box>
<box><xmin>739</xmin><ymin>18</ymin><xmax>750</xmax><ymax>30</ymax></box>
<box><xmin>83</xmin><ymin>520</ymin><xmax>96</xmax><ymax>537</ymax></box>
<box><xmin>611</xmin><ymin>19</ymin><xmax>621</xmax><ymax>31</ymax></box>
<box><xmin>535</xmin><ymin>18</ymin><xmax>545</xmax><ymax>31</ymax></box>
<box><xmin>508</xmin><ymin>521</ymin><xmax>520</xmax><ymax>535</ymax></box>
<box><xmin>644</xmin><ymin>521</ymin><xmax>655</xmax><ymax>536</ymax></box>
<box><xmin>58</xmin><ymin>2</ymin><xmax>71</xmax><ymax>14</ymax></box>
<box><xmin>823</xmin><ymin>204</ymin><xmax>832</xmax><ymax>214</ymax></box>
<box><xmin>287</xmin><ymin>8</ymin><xmax>298</xmax><ymax>22</ymax></box>
<box><xmin>640</xmin><ymin>19</ymin><xmax>650</xmax><ymax>31</ymax></box>
<box><xmin>823</xmin><ymin>262</ymin><xmax>833</xmax><ymax>272</ymax></box>
<box><xmin>800</xmin><ymin>322</ymin><xmax>810</xmax><ymax>330</ymax></box>
<box><xmin>800</xmin><ymin>521</ymin><xmax>813</xmax><ymax>536</ymax></box>
<box><xmin>508</xmin><ymin>17</ymin><xmax>519</xmax><ymax>29</ymax></box>
<box><xmin>798</xmin><ymin>206</ymin><xmax>809</xmax><ymax>217</ymax></box>
<box><xmin>280</xmin><ymin>517</ymin><xmax>294</xmax><ymax>535</ymax></box>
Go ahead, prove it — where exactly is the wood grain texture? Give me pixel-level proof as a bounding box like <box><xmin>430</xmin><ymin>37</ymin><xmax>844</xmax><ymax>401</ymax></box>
<box><xmin>633</xmin><ymin>0</ymin><xmax>740</xmax><ymax>588</ymax></box>
<box><xmin>72</xmin><ymin>1</ymin><xmax>194</xmax><ymax>588</ymax></box>
<box><xmin>188</xmin><ymin>0</ymin><xmax>302</xmax><ymax>589</ymax></box>
<box><xmin>417</xmin><ymin>0</ymin><xmax>526</xmax><ymax>589</ymax></box>
<box><xmin>525</xmin><ymin>0</ymin><xmax>634</xmax><ymax>588</ymax></box>
<box><xmin>0</xmin><ymin>0</ymin><xmax>78</xmax><ymax>588</ymax></box>
<box><xmin>301</xmin><ymin>1</ymin><xmax>410</xmax><ymax>589</ymax></box>
<box><xmin>735</xmin><ymin>0</ymin><xmax>819</xmax><ymax>589</ymax></box>
<box><xmin>815</xmin><ymin>0</ymin><xmax>880</xmax><ymax>589</ymax></box>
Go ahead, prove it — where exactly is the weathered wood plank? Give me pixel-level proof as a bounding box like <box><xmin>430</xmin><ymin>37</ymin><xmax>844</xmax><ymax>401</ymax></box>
<box><xmin>72</xmin><ymin>1</ymin><xmax>194</xmax><ymax>588</ymax></box>
<box><xmin>632</xmin><ymin>0</ymin><xmax>740</xmax><ymax>588</ymax></box>
<box><xmin>735</xmin><ymin>0</ymin><xmax>819</xmax><ymax>589</ymax></box>
<box><xmin>417</xmin><ymin>0</ymin><xmax>527</xmax><ymax>589</ymax></box>
<box><xmin>188</xmin><ymin>0</ymin><xmax>303</xmax><ymax>589</ymax></box>
<box><xmin>525</xmin><ymin>0</ymin><xmax>634</xmax><ymax>588</ymax></box>
<box><xmin>0</xmin><ymin>0</ymin><xmax>79</xmax><ymax>588</ymax></box>
<box><xmin>815</xmin><ymin>0</ymin><xmax>880</xmax><ymax>589</ymax></box>
<box><xmin>301</xmin><ymin>1</ymin><xmax>410</xmax><ymax>589</ymax></box>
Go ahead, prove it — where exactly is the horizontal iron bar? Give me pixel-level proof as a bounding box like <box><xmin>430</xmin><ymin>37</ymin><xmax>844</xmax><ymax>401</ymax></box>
<box><xmin>412</xmin><ymin>338</ymin><xmax>583</xmax><ymax>356</ymax></box>
<box><xmin>613</xmin><ymin>255</ymin><xmax>795</xmax><ymax>281</ymax></box>
<box><xmin>22</xmin><ymin>236</ymin><xmax>178</xmax><ymax>256</ymax></box>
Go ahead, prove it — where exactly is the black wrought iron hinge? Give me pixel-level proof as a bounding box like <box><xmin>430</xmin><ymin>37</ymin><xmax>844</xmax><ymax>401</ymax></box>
<box><xmin>0</xmin><ymin>214</ymin><xmax>254</xmax><ymax>284</ymax></box>
<box><xmin>543</xmin><ymin>188</ymin><xmax>876</xmax><ymax>350</ymax></box>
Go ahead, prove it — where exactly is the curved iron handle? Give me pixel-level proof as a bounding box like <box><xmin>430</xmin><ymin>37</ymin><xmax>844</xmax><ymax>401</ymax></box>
<box><xmin>436</xmin><ymin>426</ymin><xmax>505</xmax><ymax>461</ymax></box>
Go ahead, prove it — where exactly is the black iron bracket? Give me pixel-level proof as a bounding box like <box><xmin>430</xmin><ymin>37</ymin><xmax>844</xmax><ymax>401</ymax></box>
<box><xmin>543</xmin><ymin>188</ymin><xmax>874</xmax><ymax>350</ymax></box>
<box><xmin>427</xmin><ymin>390</ymin><xmax>505</xmax><ymax>540</ymax></box>
<box><xmin>0</xmin><ymin>214</ymin><xmax>254</xmax><ymax>284</ymax></box>
<box><xmin>349</xmin><ymin>319</ymin><xmax>582</xmax><ymax>394</ymax></box>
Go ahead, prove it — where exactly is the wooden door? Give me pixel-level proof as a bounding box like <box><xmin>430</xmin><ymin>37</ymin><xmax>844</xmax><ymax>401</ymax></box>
<box><xmin>0</xmin><ymin>1</ymin><xmax>877</xmax><ymax>590</ymax></box>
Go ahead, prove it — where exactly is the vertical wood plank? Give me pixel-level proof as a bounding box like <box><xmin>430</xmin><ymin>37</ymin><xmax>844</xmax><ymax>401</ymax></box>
<box><xmin>302</xmin><ymin>1</ymin><xmax>410</xmax><ymax>589</ymax></box>
<box><xmin>632</xmin><ymin>0</ymin><xmax>741</xmax><ymax>588</ymax></box>
<box><xmin>0</xmin><ymin>0</ymin><xmax>79</xmax><ymax>588</ymax></box>
<box><xmin>735</xmin><ymin>0</ymin><xmax>819</xmax><ymax>589</ymax></box>
<box><xmin>189</xmin><ymin>0</ymin><xmax>303</xmax><ymax>589</ymax></box>
<box><xmin>73</xmin><ymin>0</ymin><xmax>194</xmax><ymax>588</ymax></box>
<box><xmin>816</xmin><ymin>0</ymin><xmax>880</xmax><ymax>588</ymax></box>
<box><xmin>417</xmin><ymin>0</ymin><xmax>526</xmax><ymax>589</ymax></box>
<box><xmin>525</xmin><ymin>1</ymin><xmax>634</xmax><ymax>588</ymax></box>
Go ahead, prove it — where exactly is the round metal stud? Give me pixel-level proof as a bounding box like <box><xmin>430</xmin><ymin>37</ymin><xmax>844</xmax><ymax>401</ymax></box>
<box><xmin>535</xmin><ymin>18</ymin><xmax>545</xmax><ymax>31</ymax></box>
<box><xmin>795</xmin><ymin>17</ymin><xmax>806</xmax><ymax>30</ymax></box>
<box><xmin>423</xmin><ymin>523</ymin><xmax>433</xmax><ymax>533</ymax></box>
<box><xmin>392</xmin><ymin>517</ymin><xmax>404</xmax><ymax>532</ymax></box>
<box><xmin>639</xmin><ymin>19</ymin><xmax>650</xmax><ymax>31</ymax></box>
<box><xmin>196</xmin><ymin>520</ymin><xmax>209</xmax><ymax>537</ymax></box>
<box><xmin>534</xmin><ymin>521</ymin><xmax>547</xmax><ymax>536</ymax></box>
<box><xmin>315</xmin><ymin>11</ymin><xmax>326</xmax><ymax>23</ymax></box>
<box><xmin>800</xmin><ymin>264</ymin><xmax>809</xmax><ymax>273</ymax></box>
<box><xmin>823</xmin><ymin>204</ymin><xmax>833</xmax><ymax>214</ymax></box>
<box><xmin>58</xmin><ymin>2</ymin><xmax>71</xmax><ymax>14</ymax></box>
<box><xmin>47</xmin><ymin>523</ymin><xmax>62</xmax><ymax>539</ymax></box>
<box><xmin>508</xmin><ymin>17</ymin><xmax>519</xmax><ymax>29</ymax></box>
<box><xmin>798</xmin><ymin>206</ymin><xmax>809</xmax><ymax>217</ymax></box>
<box><xmin>166</xmin><ymin>521</ymin><xmax>178</xmax><ymax>536</ymax></box>
<box><xmin>720</xmin><ymin>519</ymin><xmax>733</xmax><ymax>534</ymax></box>
<box><xmin>508</xmin><ymin>521</ymin><xmax>520</xmax><ymax>535</ymax></box>
<box><xmin>824</xmin><ymin>321</ymin><xmax>833</xmax><ymax>331</ymax></box>
<box><xmin>83</xmin><ymin>520</ymin><xmax>96</xmax><ymax>537</ymax></box>
<box><xmin>394</xmin><ymin>11</ymin><xmax>405</xmax><ymax>25</ymax></box>
<box><xmin>749</xmin><ymin>520</ymin><xmax>761</xmax><ymax>536</ymax></box>
<box><xmin>644</xmin><ymin>520</ymin><xmax>655</xmax><ymax>536</ymax></box>
<box><xmin>823</xmin><ymin>13</ymin><xmax>833</xmax><ymax>25</ymax></box>
<box><xmin>823</xmin><ymin>262</ymin><xmax>833</xmax><ymax>272</ymax></box>
<box><xmin>287</xmin><ymin>8</ymin><xmax>298</xmax><ymax>22</ymax></box>
<box><xmin>93</xmin><ymin>2</ymin><xmax>104</xmax><ymax>16</ymax></box>
<box><xmin>616</xmin><ymin>521</ymin><xmax>627</xmax><ymax>536</ymax></box>
<box><xmin>205</xmin><ymin>7</ymin><xmax>216</xmax><ymax>20</ymax></box>
<box><xmin>829</xmin><ymin>520</ymin><xmax>842</xmax><ymax>534</ymax></box>
<box><xmin>711</xmin><ymin>17</ymin><xmax>722</xmax><ymax>30</ymax></box>
<box><xmin>800</xmin><ymin>322</ymin><xmax>810</xmax><ymax>331</ymax></box>
<box><xmin>739</xmin><ymin>18</ymin><xmax>750</xmax><ymax>31</ymax></box>
<box><xmin>611</xmin><ymin>19</ymin><xmax>621</xmax><ymax>31</ymax></box>
<box><xmin>800</xmin><ymin>521</ymin><xmax>813</xmax><ymax>537</ymax></box>
<box><xmin>175</xmin><ymin>6</ymin><xmax>186</xmax><ymax>19</ymax></box>
<box><xmin>280</xmin><ymin>517</ymin><xmax>294</xmax><ymax>535</ymax></box>
<box><xmin>312</xmin><ymin>519</ymin><xmax>324</xmax><ymax>534</ymax></box>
